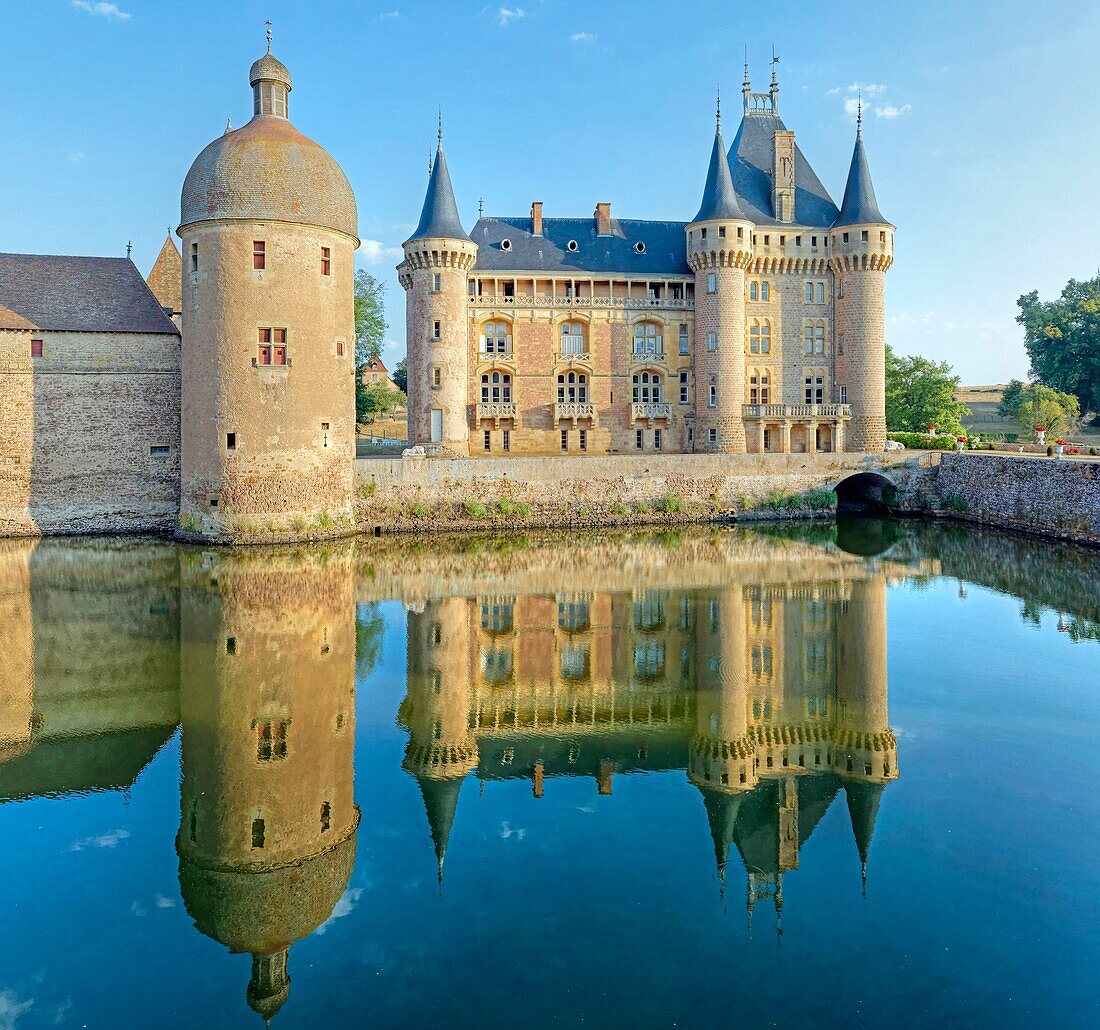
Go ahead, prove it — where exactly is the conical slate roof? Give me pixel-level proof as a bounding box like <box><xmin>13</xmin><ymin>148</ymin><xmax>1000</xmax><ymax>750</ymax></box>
<box><xmin>699</xmin><ymin>787</ymin><xmax>745</xmax><ymax>876</ymax></box>
<box><xmin>834</xmin><ymin>132</ymin><xmax>889</xmax><ymax>227</ymax></box>
<box><xmin>407</xmin><ymin>143</ymin><xmax>469</xmax><ymax>243</ymax></box>
<box><xmin>844</xmin><ymin>779</ymin><xmax>886</xmax><ymax>866</ymax></box>
<box><xmin>416</xmin><ymin>775</ymin><xmax>465</xmax><ymax>881</ymax></box>
<box><xmin>692</xmin><ymin>129</ymin><xmax>746</xmax><ymax>224</ymax></box>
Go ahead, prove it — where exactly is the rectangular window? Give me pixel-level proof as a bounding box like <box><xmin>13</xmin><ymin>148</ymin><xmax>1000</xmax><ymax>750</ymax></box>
<box><xmin>708</xmin><ymin>377</ymin><xmax>717</xmax><ymax>407</ymax></box>
<box><xmin>708</xmin><ymin>428</ymin><xmax>717</xmax><ymax>444</ymax></box>
<box><xmin>811</xmin><ymin>236</ymin><xmax>818</xmax><ymax>248</ymax></box>
<box><xmin>678</xmin><ymin>324</ymin><xmax>689</xmax><ymax>355</ymax></box>
<box><xmin>190</xmin><ymin>243</ymin><xmax>198</xmax><ymax>272</ymax></box>
<box><xmin>321</xmin><ymin>246</ymin><xmax>331</xmax><ymax>276</ymax></box>
<box><xmin>579</xmin><ymin>428</ymin><xmax>587</xmax><ymax>452</ymax></box>
<box><xmin>30</xmin><ymin>338</ymin><xmax>43</xmax><ymax>357</ymax></box>
<box><xmin>707</xmin><ymin>273</ymin><xmax>717</xmax><ymax>294</ymax></box>
<box><xmin>251</xmin><ymin>818</ymin><xmax>265</xmax><ymax>849</ymax></box>
<box><xmin>805</xmin><ymin>281</ymin><xmax>813</xmax><ymax>304</ymax></box>
<box><xmin>253</xmin><ymin>241</ymin><xmax>266</xmax><ymax>270</ymax></box>
<box><xmin>432</xmin><ymin>272</ymin><xmax>442</xmax><ymax>293</ymax></box>
<box><xmin>432</xmin><ymin>320</ymin><xmax>441</xmax><ymax>340</ymax></box>
<box><xmin>843</xmin><ymin>232</ymin><xmax>850</xmax><ymax>244</ymax></box>
<box><xmin>688</xmin><ymin>426</ymin><xmax>694</xmax><ymax>444</ymax></box>
<box><xmin>226</xmin><ymin>433</ymin><xmax>237</xmax><ymax>450</ymax></box>
<box><xmin>816</xmin><ymin>282</ymin><xmax>825</xmax><ymax>304</ymax></box>
<box><xmin>718</xmin><ymin>226</ymin><xmax>726</xmax><ymax>238</ymax></box>
<box><xmin>700</xmin><ymin>228</ymin><xmax>707</xmax><ymax>241</ymax></box>
<box><xmin>654</xmin><ymin>429</ymin><xmax>662</xmax><ymax>451</ymax></box>
<box><xmin>839</xmin><ymin>385</ymin><xmax>848</xmax><ymax>404</ymax></box>
<box><xmin>149</xmin><ymin>445</ymin><xmax>170</xmax><ymax>456</ymax></box>
<box><xmin>320</xmin><ymin>802</ymin><xmax>331</xmax><ymax>833</ymax></box>
<box><xmin>256</xmin><ymin>328</ymin><xmax>287</xmax><ymax>365</ymax></box>
<box><xmin>636</xmin><ymin>429</ymin><xmax>644</xmax><ymax>450</ymax></box>
<box><xmin>561</xmin><ymin>429</ymin><xmax>569</xmax><ymax>452</ymax></box>
<box><xmin>679</xmin><ymin>370</ymin><xmax>689</xmax><ymax>404</ymax></box>
<box><xmin>502</xmin><ymin>428</ymin><xmax>510</xmax><ymax>452</ymax></box>
<box><xmin>707</xmin><ymin>332</ymin><xmax>717</xmax><ymax>352</ymax></box>
<box><xmin>483</xmin><ymin>430</ymin><xmax>491</xmax><ymax>452</ymax></box>
<box><xmin>431</xmin><ymin>367</ymin><xmax>441</xmax><ymax>388</ymax></box>
<box><xmin>862</xmin><ymin>230</ymin><xmax>869</xmax><ymax>242</ymax></box>
<box><xmin>336</xmin><ymin>339</ymin><xmax>345</xmax><ymax>357</ymax></box>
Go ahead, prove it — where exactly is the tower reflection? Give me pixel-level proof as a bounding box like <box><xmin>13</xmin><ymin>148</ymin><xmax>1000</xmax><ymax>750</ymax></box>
<box><xmin>176</xmin><ymin>547</ymin><xmax>359</xmax><ymax>1023</ymax></box>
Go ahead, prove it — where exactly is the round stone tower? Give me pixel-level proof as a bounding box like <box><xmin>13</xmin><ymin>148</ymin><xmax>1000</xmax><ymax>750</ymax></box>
<box><xmin>398</xmin><ymin>127</ymin><xmax>477</xmax><ymax>454</ymax></box>
<box><xmin>686</xmin><ymin>108</ymin><xmax>755</xmax><ymax>453</ymax></box>
<box><xmin>176</xmin><ymin>545</ymin><xmax>359</xmax><ymax>1023</ymax></box>
<box><xmin>830</xmin><ymin>116</ymin><xmax>894</xmax><ymax>453</ymax></box>
<box><xmin>178</xmin><ymin>41</ymin><xmax>359</xmax><ymax>542</ymax></box>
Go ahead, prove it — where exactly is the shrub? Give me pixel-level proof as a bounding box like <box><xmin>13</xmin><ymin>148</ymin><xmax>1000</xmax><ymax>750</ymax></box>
<box><xmin>761</xmin><ymin>488</ymin><xmax>789</xmax><ymax>511</ymax></box>
<box><xmin>613</xmin><ymin>502</ymin><xmax>631</xmax><ymax>517</ymax></box>
<box><xmin>1090</xmin><ymin>447</ymin><xmax>1098</xmax><ymax>456</ymax></box>
<box><xmin>802</xmin><ymin>487</ymin><xmax>837</xmax><ymax>510</ymax></box>
<box><xmin>575</xmin><ymin>505</ymin><xmax>592</xmax><ymax>518</ymax></box>
<box><xmin>887</xmin><ymin>431</ymin><xmax>955</xmax><ymax>451</ymax></box>
<box><xmin>633</xmin><ymin>500</ymin><xmax>650</xmax><ymax>514</ymax></box>
<box><xmin>942</xmin><ymin>490</ymin><xmax>969</xmax><ymax>513</ymax></box>
<box><xmin>317</xmin><ymin>509</ymin><xmax>333</xmax><ymax>530</ymax></box>
<box><xmin>656</xmin><ymin>492</ymin><xmax>684</xmax><ymax>514</ymax></box>
<box><xmin>410</xmin><ymin>502</ymin><xmax>427</xmax><ymax>519</ymax></box>
<box><xmin>1046</xmin><ymin>445</ymin><xmax>1055</xmax><ymax>457</ymax></box>
<box><xmin>464</xmin><ymin>500</ymin><xmax>487</xmax><ymax>519</ymax></box>
<box><xmin>359</xmin><ymin>481</ymin><xmax>377</xmax><ymax>498</ymax></box>
<box><xmin>514</xmin><ymin>501</ymin><xmax>531</xmax><ymax>518</ymax></box>
<box><xmin>495</xmin><ymin>498</ymin><xmax>516</xmax><ymax>517</ymax></box>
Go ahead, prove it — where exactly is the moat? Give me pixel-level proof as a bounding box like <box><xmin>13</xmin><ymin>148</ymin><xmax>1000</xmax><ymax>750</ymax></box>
<box><xmin>0</xmin><ymin>520</ymin><xmax>1097</xmax><ymax>1027</ymax></box>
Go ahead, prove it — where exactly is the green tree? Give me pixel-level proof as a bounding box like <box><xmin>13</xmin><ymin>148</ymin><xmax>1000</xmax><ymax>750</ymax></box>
<box><xmin>355</xmin><ymin>602</ymin><xmax>385</xmax><ymax>681</ymax></box>
<box><xmin>1017</xmin><ymin>275</ymin><xmax>1100</xmax><ymax>416</ymax></box>
<box><xmin>997</xmin><ymin>378</ymin><xmax>1027</xmax><ymax>420</ymax></box>
<box><xmin>391</xmin><ymin>357</ymin><xmax>407</xmax><ymax>394</ymax></box>
<box><xmin>356</xmin><ymin>381</ymin><xmax>406</xmax><ymax>424</ymax></box>
<box><xmin>885</xmin><ymin>345</ymin><xmax>969</xmax><ymax>435</ymax></box>
<box><xmin>354</xmin><ymin>270</ymin><xmax>387</xmax><ymax>368</ymax></box>
<box><xmin>1015</xmin><ymin>383</ymin><xmax>1080</xmax><ymax>437</ymax></box>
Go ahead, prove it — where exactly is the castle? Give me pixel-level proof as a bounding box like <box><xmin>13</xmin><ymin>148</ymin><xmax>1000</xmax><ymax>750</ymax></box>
<box><xmin>0</xmin><ymin>43</ymin><xmax>892</xmax><ymax>545</ymax></box>
<box><xmin>401</xmin><ymin>64</ymin><xmax>893</xmax><ymax>457</ymax></box>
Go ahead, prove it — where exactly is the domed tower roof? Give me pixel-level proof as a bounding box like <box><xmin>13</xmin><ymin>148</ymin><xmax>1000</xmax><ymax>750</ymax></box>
<box><xmin>180</xmin><ymin>44</ymin><xmax>358</xmax><ymax>240</ymax></box>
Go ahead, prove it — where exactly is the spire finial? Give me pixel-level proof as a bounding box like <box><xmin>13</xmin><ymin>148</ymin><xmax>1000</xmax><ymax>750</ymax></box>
<box><xmin>743</xmin><ymin>45</ymin><xmax>750</xmax><ymax>90</ymax></box>
<box><xmin>126</xmin><ymin>240</ymin><xmax>132</xmax><ymax>260</ymax></box>
<box><xmin>861</xmin><ymin>858</ymin><xmax>868</xmax><ymax>899</ymax></box>
<box><xmin>224</xmin><ymin>116</ymin><xmax>232</xmax><ymax>134</ymax></box>
<box><xmin>857</xmin><ymin>92</ymin><xmax>863</xmax><ymax>137</ymax></box>
<box><xmin>716</xmin><ymin>84</ymin><xmax>721</xmax><ymax>132</ymax></box>
<box><xmin>437</xmin><ymin>108</ymin><xmax>443</xmax><ymax>148</ymax></box>
<box><xmin>478</xmin><ymin>196</ymin><xmax>484</xmax><ymax>218</ymax></box>
<box><xmin>771</xmin><ymin>47</ymin><xmax>780</xmax><ymax>86</ymax></box>
<box><xmin>265</xmin><ymin>19</ymin><xmax>272</xmax><ymax>54</ymax></box>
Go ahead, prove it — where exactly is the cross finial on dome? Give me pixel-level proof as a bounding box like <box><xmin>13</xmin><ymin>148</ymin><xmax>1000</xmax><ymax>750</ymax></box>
<box><xmin>265</xmin><ymin>19</ymin><xmax>272</xmax><ymax>54</ymax></box>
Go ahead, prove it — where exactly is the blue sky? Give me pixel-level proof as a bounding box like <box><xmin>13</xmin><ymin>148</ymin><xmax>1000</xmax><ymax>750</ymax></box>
<box><xmin>2</xmin><ymin>0</ymin><xmax>1098</xmax><ymax>383</ymax></box>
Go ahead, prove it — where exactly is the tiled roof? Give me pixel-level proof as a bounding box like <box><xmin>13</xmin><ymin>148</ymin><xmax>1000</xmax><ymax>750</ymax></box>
<box><xmin>181</xmin><ymin>115</ymin><xmax>358</xmax><ymax>239</ymax></box>
<box><xmin>407</xmin><ymin>143</ymin><xmax>470</xmax><ymax>243</ymax></box>
<box><xmin>834</xmin><ymin>132</ymin><xmax>889</xmax><ymax>227</ymax></box>
<box><xmin>472</xmin><ymin>217</ymin><xmax>691</xmax><ymax>276</ymax></box>
<box><xmin>146</xmin><ymin>233</ymin><xmax>182</xmax><ymax>316</ymax></box>
<box><xmin>728</xmin><ymin>112</ymin><xmax>839</xmax><ymax>228</ymax></box>
<box><xmin>0</xmin><ymin>253</ymin><xmax>179</xmax><ymax>335</ymax></box>
<box><xmin>693</xmin><ymin>127</ymin><xmax>747</xmax><ymax>223</ymax></box>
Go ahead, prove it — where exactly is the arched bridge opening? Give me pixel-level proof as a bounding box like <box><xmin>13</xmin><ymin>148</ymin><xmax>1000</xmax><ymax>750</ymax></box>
<box><xmin>834</xmin><ymin>472</ymin><xmax>898</xmax><ymax>516</ymax></box>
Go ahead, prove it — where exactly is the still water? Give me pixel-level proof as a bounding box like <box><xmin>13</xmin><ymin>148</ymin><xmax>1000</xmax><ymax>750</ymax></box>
<box><xmin>0</xmin><ymin>520</ymin><xmax>1098</xmax><ymax>1028</ymax></box>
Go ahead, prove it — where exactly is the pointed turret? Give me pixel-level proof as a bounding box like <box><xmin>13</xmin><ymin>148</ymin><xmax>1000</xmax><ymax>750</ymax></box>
<box><xmin>844</xmin><ymin>779</ymin><xmax>886</xmax><ymax>890</ymax></box>
<box><xmin>145</xmin><ymin>231</ymin><xmax>181</xmax><ymax>321</ymax></box>
<box><xmin>407</xmin><ymin>128</ymin><xmax>470</xmax><ymax>244</ymax></box>
<box><xmin>834</xmin><ymin>116</ymin><xmax>889</xmax><ymax>227</ymax></box>
<box><xmin>693</xmin><ymin>126</ymin><xmax>746</xmax><ymax>223</ymax></box>
<box><xmin>416</xmin><ymin>775</ymin><xmax>464</xmax><ymax>883</ymax></box>
<box><xmin>699</xmin><ymin>787</ymin><xmax>744</xmax><ymax>889</ymax></box>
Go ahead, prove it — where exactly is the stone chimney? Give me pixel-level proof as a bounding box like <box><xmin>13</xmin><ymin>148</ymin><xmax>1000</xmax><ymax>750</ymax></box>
<box><xmin>772</xmin><ymin>130</ymin><xmax>796</xmax><ymax>223</ymax></box>
<box><xmin>530</xmin><ymin>201</ymin><xmax>543</xmax><ymax>236</ymax></box>
<box><xmin>594</xmin><ymin>202</ymin><xmax>612</xmax><ymax>236</ymax></box>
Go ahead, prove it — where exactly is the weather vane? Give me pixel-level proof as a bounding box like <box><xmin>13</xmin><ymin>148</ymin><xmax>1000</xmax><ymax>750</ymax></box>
<box><xmin>265</xmin><ymin>19</ymin><xmax>272</xmax><ymax>53</ymax></box>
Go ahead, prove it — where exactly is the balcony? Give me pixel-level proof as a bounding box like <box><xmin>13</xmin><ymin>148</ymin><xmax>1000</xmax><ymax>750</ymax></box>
<box><xmin>631</xmin><ymin>401</ymin><xmax>672</xmax><ymax>423</ymax></box>
<box><xmin>560</xmin><ymin>335</ymin><xmax>589</xmax><ymax>362</ymax></box>
<box><xmin>476</xmin><ymin>401</ymin><xmax>518</xmax><ymax>425</ymax></box>
<box><xmin>632</xmin><ymin>339</ymin><xmax>664</xmax><ymax>363</ymax></box>
<box><xmin>479</xmin><ymin>336</ymin><xmax>513</xmax><ymax>360</ymax></box>
<box><xmin>471</xmin><ymin>294</ymin><xmax>693</xmax><ymax>311</ymax></box>
<box><xmin>742</xmin><ymin>404</ymin><xmax>852</xmax><ymax>419</ymax></box>
<box><xmin>555</xmin><ymin>401</ymin><xmax>597</xmax><ymax>425</ymax></box>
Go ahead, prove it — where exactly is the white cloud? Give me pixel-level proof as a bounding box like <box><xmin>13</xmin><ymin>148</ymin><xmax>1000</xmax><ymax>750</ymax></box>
<box><xmin>844</xmin><ymin>96</ymin><xmax>861</xmax><ymax>120</ymax></box>
<box><xmin>316</xmin><ymin>887</ymin><xmax>364</xmax><ymax>934</ymax></box>
<box><xmin>0</xmin><ymin>990</ymin><xmax>33</xmax><ymax>1030</ymax></box>
<box><xmin>70</xmin><ymin>828</ymin><xmax>130</xmax><ymax>852</ymax></box>
<box><xmin>847</xmin><ymin>81</ymin><xmax>887</xmax><ymax>97</ymax></box>
<box><xmin>875</xmin><ymin>103</ymin><xmax>912</xmax><ymax>119</ymax></box>
<box><xmin>359</xmin><ymin>239</ymin><xmax>402</xmax><ymax>264</ymax></box>
<box><xmin>827</xmin><ymin>86</ymin><xmax>842</xmax><ymax>95</ymax></box>
<box><xmin>67</xmin><ymin>151</ymin><xmax>85</xmax><ymax>163</ymax></box>
<box><xmin>71</xmin><ymin>1</ymin><xmax>131</xmax><ymax>20</ymax></box>
<box><xmin>154</xmin><ymin>894</ymin><xmax>176</xmax><ymax>908</ymax></box>
<box><xmin>570</xmin><ymin>32</ymin><xmax>595</xmax><ymax>43</ymax></box>
<box><xmin>377</xmin><ymin>10</ymin><xmax>399</xmax><ymax>20</ymax></box>
<box><xmin>497</xmin><ymin>7</ymin><xmax>526</xmax><ymax>26</ymax></box>
<box><xmin>499</xmin><ymin>821</ymin><xmax>526</xmax><ymax>840</ymax></box>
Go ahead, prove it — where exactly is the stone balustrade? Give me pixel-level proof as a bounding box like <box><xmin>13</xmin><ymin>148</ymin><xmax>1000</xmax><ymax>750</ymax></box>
<box><xmin>472</xmin><ymin>295</ymin><xmax>692</xmax><ymax>311</ymax></box>
<box><xmin>742</xmin><ymin>403</ymin><xmax>852</xmax><ymax>419</ymax></box>
<box><xmin>631</xmin><ymin>401</ymin><xmax>672</xmax><ymax>422</ymax></box>
<box><xmin>554</xmin><ymin>401</ymin><xmax>597</xmax><ymax>425</ymax></box>
<box><xmin>476</xmin><ymin>401</ymin><xmax>518</xmax><ymax>425</ymax></box>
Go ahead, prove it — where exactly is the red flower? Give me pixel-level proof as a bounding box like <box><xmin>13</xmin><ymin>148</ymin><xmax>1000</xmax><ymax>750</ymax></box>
<box><xmin>1035</xmin><ymin>426</ymin><xmax>1047</xmax><ymax>432</ymax></box>
<box><xmin>1055</xmin><ymin>439</ymin><xmax>1067</xmax><ymax>446</ymax></box>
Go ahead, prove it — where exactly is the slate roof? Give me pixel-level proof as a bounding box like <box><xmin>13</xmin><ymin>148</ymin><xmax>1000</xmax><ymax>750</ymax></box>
<box><xmin>693</xmin><ymin>127</ymin><xmax>747</xmax><ymax>223</ymax></box>
<box><xmin>0</xmin><ymin>253</ymin><xmax>180</xmax><ymax>335</ymax></box>
<box><xmin>472</xmin><ymin>216</ymin><xmax>692</xmax><ymax>276</ymax></box>
<box><xmin>834</xmin><ymin>132</ymin><xmax>890</xmax><ymax>227</ymax></box>
<box><xmin>407</xmin><ymin>143</ymin><xmax>470</xmax><ymax>243</ymax></box>
<box><xmin>728</xmin><ymin>112</ymin><xmax>840</xmax><ymax>228</ymax></box>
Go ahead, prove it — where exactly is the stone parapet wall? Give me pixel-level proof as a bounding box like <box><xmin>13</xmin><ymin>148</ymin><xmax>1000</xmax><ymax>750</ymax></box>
<box><xmin>355</xmin><ymin>451</ymin><xmax>909</xmax><ymax>533</ymax></box>
<box><xmin>934</xmin><ymin>453</ymin><xmax>1100</xmax><ymax>546</ymax></box>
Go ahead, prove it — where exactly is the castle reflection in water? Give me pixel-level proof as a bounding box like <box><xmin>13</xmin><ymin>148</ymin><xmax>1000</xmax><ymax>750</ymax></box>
<box><xmin>0</xmin><ymin>529</ymin><xmax>911</xmax><ymax>1023</ymax></box>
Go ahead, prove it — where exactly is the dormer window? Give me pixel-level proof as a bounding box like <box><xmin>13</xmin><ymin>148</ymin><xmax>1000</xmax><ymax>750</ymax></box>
<box><xmin>567</xmin><ymin>239</ymin><xmax>579</xmax><ymax>252</ymax></box>
<box><xmin>634</xmin><ymin>241</ymin><xmax>646</xmax><ymax>254</ymax></box>
<box><xmin>500</xmin><ymin>238</ymin><xmax>512</xmax><ymax>251</ymax></box>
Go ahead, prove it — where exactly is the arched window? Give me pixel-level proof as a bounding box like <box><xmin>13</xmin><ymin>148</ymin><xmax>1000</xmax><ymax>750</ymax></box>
<box><xmin>482</xmin><ymin>321</ymin><xmax>511</xmax><ymax>355</ymax></box>
<box><xmin>748</xmin><ymin>369</ymin><xmax>772</xmax><ymax>405</ymax></box>
<box><xmin>749</xmin><ymin>281</ymin><xmax>758</xmax><ymax>301</ymax></box>
<box><xmin>748</xmin><ymin>320</ymin><xmax>771</xmax><ymax>354</ymax></box>
<box><xmin>561</xmin><ymin>321</ymin><xmax>586</xmax><ymax>356</ymax></box>
<box><xmin>631</xmin><ymin>370</ymin><xmax>663</xmax><ymax>403</ymax></box>
<box><xmin>481</xmin><ymin>370</ymin><xmax>512</xmax><ymax>403</ymax></box>
<box><xmin>633</xmin><ymin>322</ymin><xmax>663</xmax><ymax>358</ymax></box>
<box><xmin>556</xmin><ymin>370</ymin><xmax>588</xmax><ymax>403</ymax></box>
<box><xmin>761</xmin><ymin>281</ymin><xmax>770</xmax><ymax>301</ymax></box>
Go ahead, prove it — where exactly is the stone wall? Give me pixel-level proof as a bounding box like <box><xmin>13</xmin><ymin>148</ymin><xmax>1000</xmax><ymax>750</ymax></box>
<box><xmin>355</xmin><ymin>450</ymin><xmax>912</xmax><ymax>532</ymax></box>
<box><xmin>934</xmin><ymin>452</ymin><xmax>1100</xmax><ymax>546</ymax></box>
<box><xmin>0</xmin><ymin>328</ymin><xmax>181</xmax><ymax>536</ymax></box>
